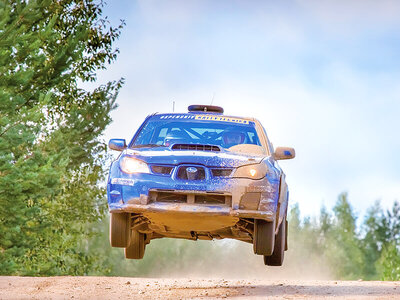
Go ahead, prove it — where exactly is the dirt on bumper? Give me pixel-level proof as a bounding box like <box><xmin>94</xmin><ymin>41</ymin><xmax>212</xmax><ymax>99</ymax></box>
<box><xmin>109</xmin><ymin>202</ymin><xmax>275</xmax><ymax>221</ymax></box>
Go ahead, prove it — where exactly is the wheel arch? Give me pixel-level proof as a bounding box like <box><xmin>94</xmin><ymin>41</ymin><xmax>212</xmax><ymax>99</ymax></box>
<box><xmin>276</xmin><ymin>173</ymin><xmax>289</xmax><ymax>234</ymax></box>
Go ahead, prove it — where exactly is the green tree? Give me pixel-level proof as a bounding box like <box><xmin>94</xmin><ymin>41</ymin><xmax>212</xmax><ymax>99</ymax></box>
<box><xmin>359</xmin><ymin>201</ymin><xmax>387</xmax><ymax>279</ymax></box>
<box><xmin>319</xmin><ymin>205</ymin><xmax>332</xmax><ymax>235</ymax></box>
<box><xmin>376</xmin><ymin>201</ymin><xmax>400</xmax><ymax>280</ymax></box>
<box><xmin>325</xmin><ymin>193</ymin><xmax>364</xmax><ymax>279</ymax></box>
<box><xmin>386</xmin><ymin>201</ymin><xmax>400</xmax><ymax>242</ymax></box>
<box><xmin>0</xmin><ymin>0</ymin><xmax>123</xmax><ymax>275</ymax></box>
<box><xmin>378</xmin><ymin>242</ymin><xmax>400</xmax><ymax>280</ymax></box>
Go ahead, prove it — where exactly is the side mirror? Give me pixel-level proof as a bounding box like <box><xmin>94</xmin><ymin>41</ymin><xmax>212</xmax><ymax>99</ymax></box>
<box><xmin>274</xmin><ymin>147</ymin><xmax>295</xmax><ymax>160</ymax></box>
<box><xmin>109</xmin><ymin>139</ymin><xmax>127</xmax><ymax>151</ymax></box>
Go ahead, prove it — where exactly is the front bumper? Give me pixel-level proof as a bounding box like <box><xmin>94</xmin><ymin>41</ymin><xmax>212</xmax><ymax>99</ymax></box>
<box><xmin>107</xmin><ymin>161</ymin><xmax>280</xmax><ymax>221</ymax></box>
<box><xmin>109</xmin><ymin>201</ymin><xmax>275</xmax><ymax>221</ymax></box>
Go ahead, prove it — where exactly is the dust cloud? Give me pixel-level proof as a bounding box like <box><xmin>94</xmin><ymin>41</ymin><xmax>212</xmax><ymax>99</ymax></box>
<box><xmin>123</xmin><ymin>238</ymin><xmax>333</xmax><ymax>280</ymax></box>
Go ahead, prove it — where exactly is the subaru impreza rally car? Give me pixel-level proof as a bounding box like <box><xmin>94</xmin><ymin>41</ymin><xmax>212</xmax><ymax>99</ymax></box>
<box><xmin>107</xmin><ymin>105</ymin><xmax>295</xmax><ymax>266</ymax></box>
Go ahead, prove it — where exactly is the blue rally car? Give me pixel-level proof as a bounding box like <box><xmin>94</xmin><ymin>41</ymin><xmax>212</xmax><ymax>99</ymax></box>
<box><xmin>107</xmin><ymin>105</ymin><xmax>295</xmax><ymax>266</ymax></box>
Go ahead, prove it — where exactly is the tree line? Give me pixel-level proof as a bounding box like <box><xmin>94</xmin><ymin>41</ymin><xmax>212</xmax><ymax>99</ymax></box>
<box><xmin>288</xmin><ymin>193</ymin><xmax>400</xmax><ymax>280</ymax></box>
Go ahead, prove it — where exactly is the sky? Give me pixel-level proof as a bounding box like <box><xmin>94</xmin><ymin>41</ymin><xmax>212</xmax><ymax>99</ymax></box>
<box><xmin>94</xmin><ymin>0</ymin><xmax>400</xmax><ymax>219</ymax></box>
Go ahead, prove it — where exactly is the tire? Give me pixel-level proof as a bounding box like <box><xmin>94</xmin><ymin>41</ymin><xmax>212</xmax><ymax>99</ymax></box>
<box><xmin>253</xmin><ymin>219</ymin><xmax>275</xmax><ymax>256</ymax></box>
<box><xmin>264</xmin><ymin>217</ymin><xmax>286</xmax><ymax>266</ymax></box>
<box><xmin>125</xmin><ymin>230</ymin><xmax>145</xmax><ymax>259</ymax></box>
<box><xmin>109</xmin><ymin>212</ymin><xmax>130</xmax><ymax>248</ymax></box>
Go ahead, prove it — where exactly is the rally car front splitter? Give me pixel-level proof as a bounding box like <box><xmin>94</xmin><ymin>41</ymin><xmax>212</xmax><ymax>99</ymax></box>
<box><xmin>109</xmin><ymin>202</ymin><xmax>275</xmax><ymax>222</ymax></box>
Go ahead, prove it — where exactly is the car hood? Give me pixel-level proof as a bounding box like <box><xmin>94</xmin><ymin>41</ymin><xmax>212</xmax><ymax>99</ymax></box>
<box><xmin>124</xmin><ymin>146</ymin><xmax>265</xmax><ymax>168</ymax></box>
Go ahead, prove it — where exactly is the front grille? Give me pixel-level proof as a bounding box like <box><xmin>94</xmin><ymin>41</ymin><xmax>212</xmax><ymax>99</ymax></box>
<box><xmin>155</xmin><ymin>192</ymin><xmax>187</xmax><ymax>203</ymax></box>
<box><xmin>151</xmin><ymin>165</ymin><xmax>173</xmax><ymax>175</ymax></box>
<box><xmin>211</xmin><ymin>168</ymin><xmax>234</xmax><ymax>177</ymax></box>
<box><xmin>149</xmin><ymin>190</ymin><xmax>231</xmax><ymax>205</ymax></box>
<box><xmin>177</xmin><ymin>166</ymin><xmax>206</xmax><ymax>180</ymax></box>
<box><xmin>172</xmin><ymin>144</ymin><xmax>220</xmax><ymax>152</ymax></box>
<box><xmin>195</xmin><ymin>194</ymin><xmax>226</xmax><ymax>204</ymax></box>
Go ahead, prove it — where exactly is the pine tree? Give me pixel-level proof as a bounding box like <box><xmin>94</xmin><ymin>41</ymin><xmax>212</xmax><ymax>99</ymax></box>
<box><xmin>327</xmin><ymin>193</ymin><xmax>364</xmax><ymax>279</ymax></box>
<box><xmin>378</xmin><ymin>242</ymin><xmax>400</xmax><ymax>280</ymax></box>
<box><xmin>376</xmin><ymin>201</ymin><xmax>400</xmax><ymax>280</ymax></box>
<box><xmin>359</xmin><ymin>201</ymin><xmax>387</xmax><ymax>279</ymax></box>
<box><xmin>0</xmin><ymin>0</ymin><xmax>123</xmax><ymax>275</ymax></box>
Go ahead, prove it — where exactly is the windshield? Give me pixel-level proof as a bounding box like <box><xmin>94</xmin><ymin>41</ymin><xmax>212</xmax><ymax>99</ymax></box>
<box><xmin>132</xmin><ymin>114</ymin><xmax>261</xmax><ymax>149</ymax></box>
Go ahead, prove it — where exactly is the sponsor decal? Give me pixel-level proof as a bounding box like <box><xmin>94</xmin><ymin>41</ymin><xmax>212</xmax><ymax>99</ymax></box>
<box><xmin>195</xmin><ymin>115</ymin><xmax>249</xmax><ymax>124</ymax></box>
<box><xmin>157</xmin><ymin>114</ymin><xmax>249</xmax><ymax>124</ymax></box>
<box><xmin>111</xmin><ymin>178</ymin><xmax>135</xmax><ymax>186</ymax></box>
<box><xmin>159</xmin><ymin>115</ymin><xmax>195</xmax><ymax>119</ymax></box>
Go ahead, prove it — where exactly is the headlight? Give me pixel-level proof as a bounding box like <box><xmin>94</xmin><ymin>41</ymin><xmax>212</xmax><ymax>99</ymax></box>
<box><xmin>233</xmin><ymin>163</ymin><xmax>268</xmax><ymax>180</ymax></box>
<box><xmin>119</xmin><ymin>157</ymin><xmax>150</xmax><ymax>174</ymax></box>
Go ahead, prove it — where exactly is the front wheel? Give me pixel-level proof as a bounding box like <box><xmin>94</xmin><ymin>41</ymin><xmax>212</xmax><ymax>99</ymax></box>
<box><xmin>253</xmin><ymin>219</ymin><xmax>275</xmax><ymax>256</ymax></box>
<box><xmin>109</xmin><ymin>213</ymin><xmax>130</xmax><ymax>248</ymax></box>
<box><xmin>125</xmin><ymin>230</ymin><xmax>146</xmax><ymax>259</ymax></box>
<box><xmin>264</xmin><ymin>217</ymin><xmax>286</xmax><ymax>266</ymax></box>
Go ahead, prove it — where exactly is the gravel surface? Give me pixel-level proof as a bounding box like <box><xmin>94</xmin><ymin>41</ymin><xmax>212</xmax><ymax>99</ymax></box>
<box><xmin>1</xmin><ymin>276</ymin><xmax>400</xmax><ymax>299</ymax></box>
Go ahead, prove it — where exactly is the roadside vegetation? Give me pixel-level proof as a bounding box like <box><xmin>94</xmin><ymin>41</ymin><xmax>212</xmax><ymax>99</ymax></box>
<box><xmin>0</xmin><ymin>0</ymin><xmax>123</xmax><ymax>275</ymax></box>
<box><xmin>0</xmin><ymin>1</ymin><xmax>398</xmax><ymax>281</ymax></box>
<box><xmin>287</xmin><ymin>193</ymin><xmax>400</xmax><ymax>281</ymax></box>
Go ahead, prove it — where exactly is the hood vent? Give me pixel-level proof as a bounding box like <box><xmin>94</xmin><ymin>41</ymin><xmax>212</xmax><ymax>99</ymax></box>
<box><xmin>171</xmin><ymin>144</ymin><xmax>220</xmax><ymax>152</ymax></box>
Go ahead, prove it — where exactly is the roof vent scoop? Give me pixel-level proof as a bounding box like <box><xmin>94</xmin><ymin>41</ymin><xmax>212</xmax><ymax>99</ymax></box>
<box><xmin>171</xmin><ymin>144</ymin><xmax>221</xmax><ymax>152</ymax></box>
<box><xmin>188</xmin><ymin>105</ymin><xmax>224</xmax><ymax>114</ymax></box>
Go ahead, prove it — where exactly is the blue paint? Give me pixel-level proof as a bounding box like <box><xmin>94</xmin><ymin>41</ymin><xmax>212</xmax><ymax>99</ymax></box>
<box><xmin>284</xmin><ymin>150</ymin><xmax>291</xmax><ymax>156</ymax></box>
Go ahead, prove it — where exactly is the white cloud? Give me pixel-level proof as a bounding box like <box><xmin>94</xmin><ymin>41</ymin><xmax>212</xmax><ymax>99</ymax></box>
<box><xmin>296</xmin><ymin>0</ymin><xmax>400</xmax><ymax>35</ymax></box>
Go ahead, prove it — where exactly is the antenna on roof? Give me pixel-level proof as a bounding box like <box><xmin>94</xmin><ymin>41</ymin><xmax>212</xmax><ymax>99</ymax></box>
<box><xmin>172</xmin><ymin>101</ymin><xmax>175</xmax><ymax>112</ymax></box>
<box><xmin>210</xmin><ymin>92</ymin><xmax>215</xmax><ymax>105</ymax></box>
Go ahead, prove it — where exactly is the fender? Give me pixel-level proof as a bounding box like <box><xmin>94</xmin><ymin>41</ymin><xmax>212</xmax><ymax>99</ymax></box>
<box><xmin>276</xmin><ymin>173</ymin><xmax>288</xmax><ymax>233</ymax></box>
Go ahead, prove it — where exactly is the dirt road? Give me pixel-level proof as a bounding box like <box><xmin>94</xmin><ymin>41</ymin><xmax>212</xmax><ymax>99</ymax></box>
<box><xmin>1</xmin><ymin>276</ymin><xmax>399</xmax><ymax>299</ymax></box>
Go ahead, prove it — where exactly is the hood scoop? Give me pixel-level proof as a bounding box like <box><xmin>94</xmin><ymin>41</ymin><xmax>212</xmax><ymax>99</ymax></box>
<box><xmin>171</xmin><ymin>144</ymin><xmax>221</xmax><ymax>152</ymax></box>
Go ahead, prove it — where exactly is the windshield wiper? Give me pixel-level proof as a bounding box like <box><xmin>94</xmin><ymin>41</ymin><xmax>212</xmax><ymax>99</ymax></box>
<box><xmin>130</xmin><ymin>144</ymin><xmax>165</xmax><ymax>148</ymax></box>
